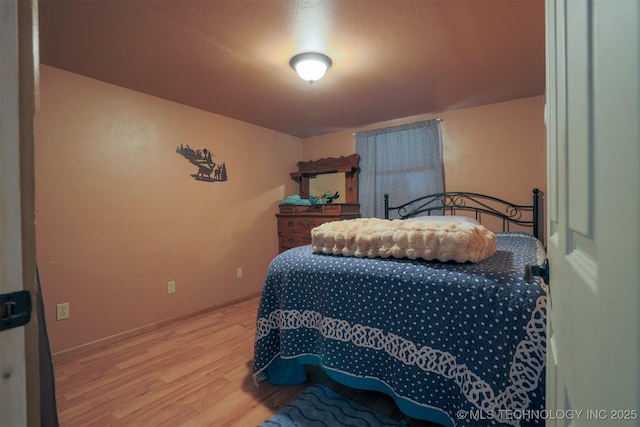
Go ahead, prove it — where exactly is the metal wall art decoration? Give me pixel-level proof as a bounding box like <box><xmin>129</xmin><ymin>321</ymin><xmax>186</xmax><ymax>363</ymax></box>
<box><xmin>176</xmin><ymin>144</ymin><xmax>228</xmax><ymax>182</ymax></box>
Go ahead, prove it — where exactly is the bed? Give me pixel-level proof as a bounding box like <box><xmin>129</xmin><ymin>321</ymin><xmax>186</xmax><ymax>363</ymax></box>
<box><xmin>253</xmin><ymin>189</ymin><xmax>547</xmax><ymax>427</ymax></box>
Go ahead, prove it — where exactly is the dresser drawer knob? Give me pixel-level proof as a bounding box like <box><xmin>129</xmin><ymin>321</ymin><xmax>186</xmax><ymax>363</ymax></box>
<box><xmin>287</xmin><ymin>221</ymin><xmax>294</xmax><ymax>227</ymax></box>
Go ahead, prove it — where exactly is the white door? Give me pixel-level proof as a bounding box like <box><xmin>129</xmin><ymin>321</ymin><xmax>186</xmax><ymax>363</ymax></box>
<box><xmin>545</xmin><ymin>0</ymin><xmax>639</xmax><ymax>425</ymax></box>
<box><xmin>0</xmin><ymin>0</ymin><xmax>39</xmax><ymax>424</ymax></box>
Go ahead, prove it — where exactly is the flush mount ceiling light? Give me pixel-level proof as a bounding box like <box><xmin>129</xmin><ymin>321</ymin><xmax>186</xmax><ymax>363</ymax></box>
<box><xmin>289</xmin><ymin>52</ymin><xmax>332</xmax><ymax>84</ymax></box>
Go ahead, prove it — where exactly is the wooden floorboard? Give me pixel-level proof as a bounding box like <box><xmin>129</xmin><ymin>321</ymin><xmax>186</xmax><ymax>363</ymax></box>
<box><xmin>54</xmin><ymin>296</ymin><xmax>442</xmax><ymax>426</ymax></box>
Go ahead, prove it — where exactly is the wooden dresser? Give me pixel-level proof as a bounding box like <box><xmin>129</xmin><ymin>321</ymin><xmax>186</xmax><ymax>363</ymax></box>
<box><xmin>277</xmin><ymin>155</ymin><xmax>360</xmax><ymax>253</ymax></box>
<box><xmin>277</xmin><ymin>204</ymin><xmax>360</xmax><ymax>252</ymax></box>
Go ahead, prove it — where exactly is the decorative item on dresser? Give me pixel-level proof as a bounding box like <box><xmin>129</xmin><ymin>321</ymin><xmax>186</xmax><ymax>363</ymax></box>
<box><xmin>277</xmin><ymin>154</ymin><xmax>360</xmax><ymax>253</ymax></box>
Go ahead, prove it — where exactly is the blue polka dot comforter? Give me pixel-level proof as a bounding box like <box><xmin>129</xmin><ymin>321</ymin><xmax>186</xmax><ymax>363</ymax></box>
<box><xmin>253</xmin><ymin>232</ymin><xmax>547</xmax><ymax>427</ymax></box>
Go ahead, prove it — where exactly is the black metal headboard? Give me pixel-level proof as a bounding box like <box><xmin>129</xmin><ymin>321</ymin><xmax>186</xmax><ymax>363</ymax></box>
<box><xmin>384</xmin><ymin>188</ymin><xmax>541</xmax><ymax>239</ymax></box>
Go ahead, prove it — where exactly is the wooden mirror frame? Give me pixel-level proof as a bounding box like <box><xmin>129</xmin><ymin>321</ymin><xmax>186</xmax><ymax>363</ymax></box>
<box><xmin>290</xmin><ymin>154</ymin><xmax>360</xmax><ymax>204</ymax></box>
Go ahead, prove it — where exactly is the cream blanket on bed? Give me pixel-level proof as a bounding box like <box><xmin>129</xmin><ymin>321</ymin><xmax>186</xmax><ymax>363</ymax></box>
<box><xmin>311</xmin><ymin>218</ymin><xmax>497</xmax><ymax>263</ymax></box>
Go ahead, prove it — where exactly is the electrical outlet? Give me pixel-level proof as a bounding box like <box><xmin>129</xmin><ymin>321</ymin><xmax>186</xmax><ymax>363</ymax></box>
<box><xmin>236</xmin><ymin>267</ymin><xmax>243</xmax><ymax>278</ymax></box>
<box><xmin>56</xmin><ymin>302</ymin><xmax>70</xmax><ymax>320</ymax></box>
<box><xmin>168</xmin><ymin>280</ymin><xmax>176</xmax><ymax>294</ymax></box>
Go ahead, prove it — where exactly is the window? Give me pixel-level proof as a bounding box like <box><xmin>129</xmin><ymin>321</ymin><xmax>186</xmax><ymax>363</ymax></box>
<box><xmin>356</xmin><ymin>119</ymin><xmax>444</xmax><ymax>218</ymax></box>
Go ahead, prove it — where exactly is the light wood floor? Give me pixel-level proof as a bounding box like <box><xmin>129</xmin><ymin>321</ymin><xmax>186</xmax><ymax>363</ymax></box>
<box><xmin>54</xmin><ymin>296</ymin><xmax>442</xmax><ymax>426</ymax></box>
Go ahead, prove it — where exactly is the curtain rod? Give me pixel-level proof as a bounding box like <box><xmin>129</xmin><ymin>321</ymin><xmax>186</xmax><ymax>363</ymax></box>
<box><xmin>352</xmin><ymin>118</ymin><xmax>443</xmax><ymax>136</ymax></box>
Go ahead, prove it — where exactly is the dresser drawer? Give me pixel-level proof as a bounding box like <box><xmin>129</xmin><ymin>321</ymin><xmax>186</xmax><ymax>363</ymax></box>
<box><xmin>277</xmin><ymin>216</ymin><xmax>333</xmax><ymax>233</ymax></box>
<box><xmin>279</xmin><ymin>233</ymin><xmax>312</xmax><ymax>250</ymax></box>
<box><xmin>276</xmin><ymin>211</ymin><xmax>360</xmax><ymax>253</ymax></box>
<box><xmin>278</xmin><ymin>203</ymin><xmax>360</xmax><ymax>215</ymax></box>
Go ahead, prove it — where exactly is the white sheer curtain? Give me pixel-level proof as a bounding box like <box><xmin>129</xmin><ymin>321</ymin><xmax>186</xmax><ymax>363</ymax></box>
<box><xmin>356</xmin><ymin>119</ymin><xmax>444</xmax><ymax>218</ymax></box>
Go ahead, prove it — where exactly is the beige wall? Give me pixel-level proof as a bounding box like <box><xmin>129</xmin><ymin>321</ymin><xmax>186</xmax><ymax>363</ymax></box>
<box><xmin>302</xmin><ymin>95</ymin><xmax>546</xmax><ymax>208</ymax></box>
<box><xmin>35</xmin><ymin>66</ymin><xmax>301</xmax><ymax>354</ymax></box>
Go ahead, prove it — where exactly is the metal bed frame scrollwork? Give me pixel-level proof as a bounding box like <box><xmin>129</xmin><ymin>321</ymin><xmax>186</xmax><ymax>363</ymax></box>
<box><xmin>384</xmin><ymin>188</ymin><xmax>541</xmax><ymax>239</ymax></box>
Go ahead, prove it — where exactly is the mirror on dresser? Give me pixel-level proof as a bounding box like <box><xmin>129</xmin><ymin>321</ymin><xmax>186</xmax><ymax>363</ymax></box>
<box><xmin>309</xmin><ymin>173</ymin><xmax>345</xmax><ymax>203</ymax></box>
<box><xmin>276</xmin><ymin>154</ymin><xmax>360</xmax><ymax>253</ymax></box>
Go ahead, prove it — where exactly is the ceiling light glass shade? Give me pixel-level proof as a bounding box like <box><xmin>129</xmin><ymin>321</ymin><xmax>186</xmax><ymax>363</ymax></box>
<box><xmin>290</xmin><ymin>53</ymin><xmax>332</xmax><ymax>84</ymax></box>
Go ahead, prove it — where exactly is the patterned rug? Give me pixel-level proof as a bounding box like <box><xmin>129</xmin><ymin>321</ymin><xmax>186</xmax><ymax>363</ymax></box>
<box><xmin>259</xmin><ymin>384</ymin><xmax>406</xmax><ymax>426</ymax></box>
